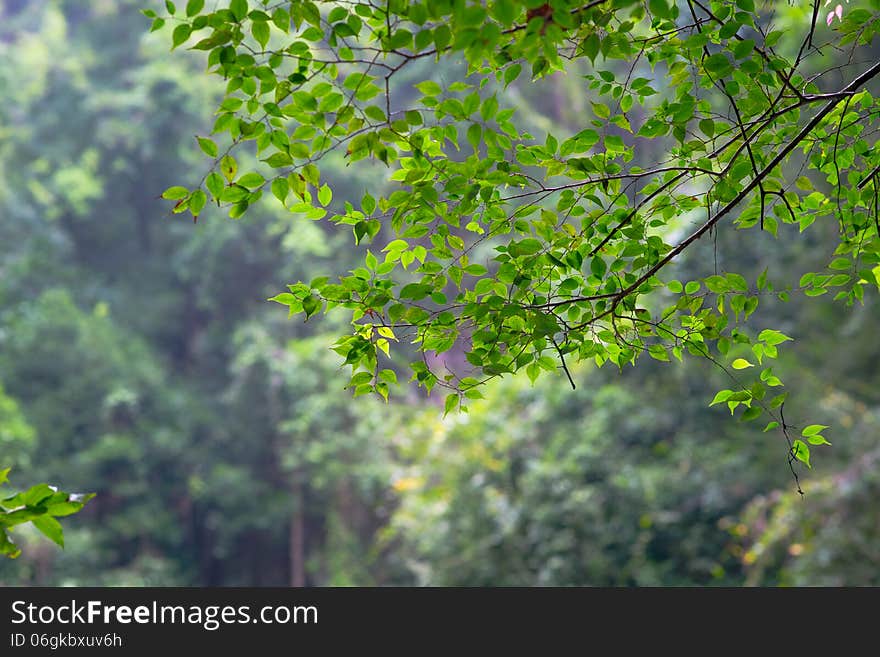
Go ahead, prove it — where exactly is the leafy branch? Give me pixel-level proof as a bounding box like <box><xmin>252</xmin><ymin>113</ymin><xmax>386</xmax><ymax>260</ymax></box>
<box><xmin>156</xmin><ymin>0</ymin><xmax>880</xmax><ymax>480</ymax></box>
<box><xmin>0</xmin><ymin>467</ymin><xmax>94</xmax><ymax>559</ymax></box>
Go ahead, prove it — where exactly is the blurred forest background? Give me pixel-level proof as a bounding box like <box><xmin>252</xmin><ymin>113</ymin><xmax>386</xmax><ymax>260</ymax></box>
<box><xmin>1</xmin><ymin>0</ymin><xmax>879</xmax><ymax>586</ymax></box>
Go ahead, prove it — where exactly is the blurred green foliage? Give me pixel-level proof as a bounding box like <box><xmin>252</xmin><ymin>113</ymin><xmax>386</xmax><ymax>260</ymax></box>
<box><xmin>0</xmin><ymin>0</ymin><xmax>879</xmax><ymax>584</ymax></box>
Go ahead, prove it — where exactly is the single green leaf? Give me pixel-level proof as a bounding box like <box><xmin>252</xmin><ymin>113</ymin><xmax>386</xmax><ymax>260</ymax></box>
<box><xmin>443</xmin><ymin>393</ymin><xmax>458</xmax><ymax>417</ymax></box>
<box><xmin>171</xmin><ymin>23</ymin><xmax>192</xmax><ymax>49</ymax></box>
<box><xmin>186</xmin><ymin>0</ymin><xmax>204</xmax><ymax>17</ymax></box>
<box><xmin>220</xmin><ymin>155</ymin><xmax>238</xmax><ymax>182</ymax></box>
<box><xmin>415</xmin><ymin>80</ymin><xmax>442</xmax><ymax>96</ymax></box>
<box><xmin>504</xmin><ymin>63</ymin><xmax>523</xmax><ymax>86</ymax></box>
<box><xmin>467</xmin><ymin>123</ymin><xmax>482</xmax><ymax>152</ymax></box>
<box><xmin>197</xmin><ymin>136</ymin><xmax>218</xmax><ymax>157</ymax></box>
<box><xmin>791</xmin><ymin>440</ymin><xmax>811</xmax><ymax>468</ymax></box>
<box><xmin>741</xmin><ymin>406</ymin><xmax>762</xmax><ymax>422</ymax></box>
<box><xmin>318</xmin><ymin>184</ymin><xmax>333</xmax><ymax>206</ymax></box>
<box><xmin>162</xmin><ymin>186</ymin><xmax>189</xmax><ymax>200</ymax></box>
<box><xmin>237</xmin><ymin>172</ymin><xmax>265</xmax><ymax>188</ymax></box>
<box><xmin>703</xmin><ymin>53</ymin><xmax>732</xmax><ymax>77</ymax></box>
<box><xmin>271</xmin><ymin>178</ymin><xmax>289</xmax><ymax>204</ymax></box>
<box><xmin>31</xmin><ymin>516</ymin><xmax>64</xmax><ymax>548</ymax></box>
<box><xmin>230</xmin><ymin>0</ymin><xmax>248</xmax><ymax>22</ymax></box>
<box><xmin>189</xmin><ymin>189</ymin><xmax>207</xmax><ymax>217</ymax></box>
<box><xmin>649</xmin><ymin>0</ymin><xmax>672</xmax><ymax>19</ymax></box>
<box><xmin>206</xmin><ymin>172</ymin><xmax>224</xmax><ymax>200</ymax></box>
<box><xmin>648</xmin><ymin>345</ymin><xmax>669</xmax><ymax>361</ymax></box>
<box><xmin>699</xmin><ymin>119</ymin><xmax>715</xmax><ymax>138</ymax></box>
<box><xmin>252</xmin><ymin>20</ymin><xmax>270</xmax><ymax>48</ymax></box>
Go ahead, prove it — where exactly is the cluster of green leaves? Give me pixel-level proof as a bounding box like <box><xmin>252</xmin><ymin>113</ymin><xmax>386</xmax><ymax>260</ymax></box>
<box><xmin>0</xmin><ymin>468</ymin><xmax>93</xmax><ymax>559</ymax></box>
<box><xmin>159</xmin><ymin>0</ymin><xmax>880</xmax><ymax>474</ymax></box>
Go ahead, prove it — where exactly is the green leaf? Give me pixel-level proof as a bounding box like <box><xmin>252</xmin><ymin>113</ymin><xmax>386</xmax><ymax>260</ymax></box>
<box><xmin>271</xmin><ymin>178</ymin><xmax>289</xmax><ymax>204</ymax></box>
<box><xmin>302</xmin><ymin>164</ymin><xmax>320</xmax><ymax>186</ymax></box>
<box><xmin>171</xmin><ymin>23</ymin><xmax>192</xmax><ymax>49</ymax></box>
<box><xmin>415</xmin><ymin>80</ymin><xmax>442</xmax><ymax>96</ymax></box>
<box><xmin>379</xmin><ymin>369</ymin><xmax>397</xmax><ymax>385</ymax></box>
<box><xmin>228</xmin><ymin>200</ymin><xmax>249</xmax><ymax>219</ymax></box>
<box><xmin>0</xmin><ymin>530</ymin><xmax>21</xmax><ymax>559</ymax></box>
<box><xmin>467</xmin><ymin>123</ymin><xmax>482</xmax><ymax>152</ymax></box>
<box><xmin>802</xmin><ymin>424</ymin><xmax>829</xmax><ymax>436</ymax></box>
<box><xmin>31</xmin><ymin>516</ymin><xmax>64</xmax><ymax>548</ymax></box>
<box><xmin>699</xmin><ymin>119</ymin><xmax>715</xmax><ymax>138</ymax></box>
<box><xmin>731</xmin><ymin>358</ymin><xmax>753</xmax><ymax>370</ymax></box>
<box><xmin>480</xmin><ymin>96</ymin><xmax>498</xmax><ymax>121</ymax></box>
<box><xmin>604</xmin><ymin>135</ymin><xmax>625</xmax><ymax>152</ymax></box>
<box><xmin>791</xmin><ymin>440</ymin><xmax>811</xmax><ymax>468</ymax></box>
<box><xmin>741</xmin><ymin>406</ymin><xmax>762</xmax><ymax>422</ymax></box>
<box><xmin>230</xmin><ymin>0</ymin><xmax>248</xmax><ymax>22</ymax></box>
<box><xmin>648</xmin><ymin>345</ymin><xmax>669</xmax><ymax>361</ymax></box>
<box><xmin>758</xmin><ymin>329</ymin><xmax>792</xmax><ymax>346</ymax></box>
<box><xmin>443</xmin><ymin>393</ymin><xmax>458</xmax><ymax>417</ymax></box>
<box><xmin>268</xmin><ymin>292</ymin><xmax>296</xmax><ymax>306</ymax></box>
<box><xmin>504</xmin><ymin>63</ymin><xmax>523</xmax><ymax>87</ymax></box>
<box><xmin>265</xmin><ymin>152</ymin><xmax>293</xmax><ymax>168</ymax></box>
<box><xmin>302</xmin><ymin>295</ymin><xmax>321</xmax><ymax>318</ymax></box>
<box><xmin>185</xmin><ymin>0</ymin><xmax>204</xmax><ymax>17</ymax></box>
<box><xmin>362</xmin><ymin>192</ymin><xmax>376</xmax><ymax>214</ymax></box>
<box><xmin>206</xmin><ymin>172</ymin><xmax>224</xmax><ymax>200</ymax></box>
<box><xmin>795</xmin><ymin>176</ymin><xmax>813</xmax><ymax>191</ymax></box>
<box><xmin>491</xmin><ymin>0</ymin><xmax>517</xmax><ymax>26</ymax></box>
<box><xmin>272</xmin><ymin>7</ymin><xmax>291</xmax><ymax>31</ymax></box>
<box><xmin>318</xmin><ymin>184</ymin><xmax>333</xmax><ymax>206</ymax></box>
<box><xmin>704</xmin><ymin>54</ymin><xmax>732</xmax><ymax>77</ymax></box>
<box><xmin>364</xmin><ymin>105</ymin><xmax>386</xmax><ymax>122</ymax></box>
<box><xmin>237</xmin><ymin>172</ymin><xmax>265</xmax><ymax>189</ymax></box>
<box><xmin>806</xmin><ymin>433</ymin><xmax>830</xmax><ymax>446</ymax></box>
<box><xmin>220</xmin><ymin>155</ymin><xmax>238</xmax><ymax>182</ymax></box>
<box><xmin>197</xmin><ymin>136</ymin><xmax>218</xmax><ymax>157</ymax></box>
<box><xmin>591</xmin><ymin>102</ymin><xmax>610</xmax><ymax>119</ymax></box>
<box><xmin>252</xmin><ymin>20</ymin><xmax>270</xmax><ymax>49</ymax></box>
<box><xmin>648</xmin><ymin>0</ymin><xmax>672</xmax><ymax>19</ymax></box>
<box><xmin>582</xmin><ymin>33</ymin><xmax>600</xmax><ymax>63</ymax></box>
<box><xmin>162</xmin><ymin>186</ymin><xmax>189</xmax><ymax>200</ymax></box>
<box><xmin>433</xmin><ymin>24</ymin><xmax>451</xmax><ymax>50</ymax></box>
<box><xmin>189</xmin><ymin>189</ymin><xmax>207</xmax><ymax>217</ymax></box>
<box><xmin>733</xmin><ymin>39</ymin><xmax>755</xmax><ymax>60</ymax></box>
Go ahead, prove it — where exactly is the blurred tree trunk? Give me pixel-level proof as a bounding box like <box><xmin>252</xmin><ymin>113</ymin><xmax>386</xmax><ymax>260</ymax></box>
<box><xmin>290</xmin><ymin>475</ymin><xmax>306</xmax><ymax>587</ymax></box>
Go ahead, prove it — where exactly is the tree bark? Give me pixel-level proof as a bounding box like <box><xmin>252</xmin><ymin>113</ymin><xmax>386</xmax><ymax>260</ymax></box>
<box><xmin>290</xmin><ymin>475</ymin><xmax>306</xmax><ymax>587</ymax></box>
